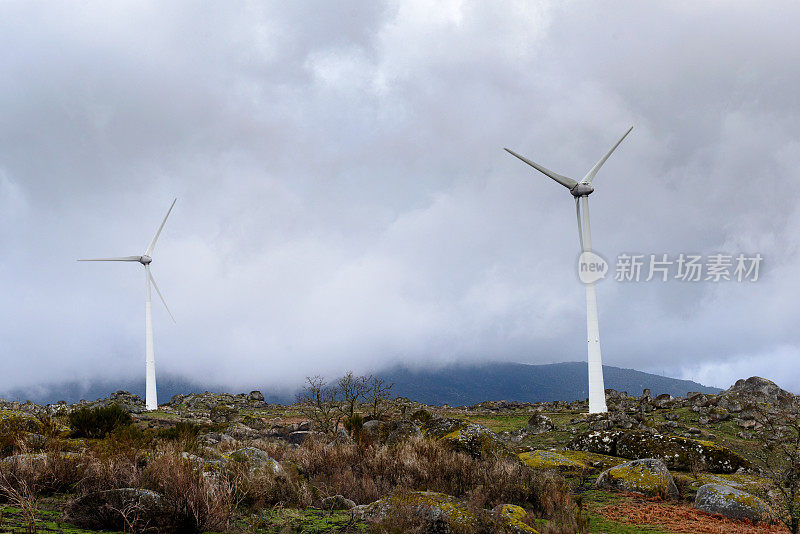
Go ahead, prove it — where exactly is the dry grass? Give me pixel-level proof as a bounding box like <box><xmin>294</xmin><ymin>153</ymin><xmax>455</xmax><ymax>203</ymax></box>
<box><xmin>290</xmin><ymin>435</ymin><xmax>571</xmax><ymax>513</ymax></box>
<box><xmin>0</xmin><ymin>422</ymin><xmax>580</xmax><ymax>532</ymax></box>
<box><xmin>598</xmin><ymin>494</ymin><xmax>789</xmax><ymax>534</ymax></box>
<box><xmin>142</xmin><ymin>443</ymin><xmax>237</xmax><ymax>532</ymax></box>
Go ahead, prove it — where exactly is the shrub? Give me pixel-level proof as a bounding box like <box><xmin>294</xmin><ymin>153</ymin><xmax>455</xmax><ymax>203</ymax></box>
<box><xmin>69</xmin><ymin>404</ymin><xmax>133</xmax><ymax>439</ymax></box>
<box><xmin>344</xmin><ymin>413</ymin><xmax>364</xmax><ymax>439</ymax></box>
<box><xmin>157</xmin><ymin>422</ymin><xmax>201</xmax><ymax>444</ymax></box>
<box><xmin>0</xmin><ymin>415</ymin><xmax>31</xmax><ymax>456</ymax></box>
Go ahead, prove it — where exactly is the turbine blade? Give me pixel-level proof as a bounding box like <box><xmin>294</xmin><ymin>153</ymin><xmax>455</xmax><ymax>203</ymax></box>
<box><xmin>147</xmin><ymin>269</ymin><xmax>175</xmax><ymax>323</ymax></box>
<box><xmin>575</xmin><ymin>197</ymin><xmax>584</xmax><ymax>252</ymax></box>
<box><xmin>580</xmin><ymin>126</ymin><xmax>633</xmax><ymax>185</ymax></box>
<box><xmin>78</xmin><ymin>256</ymin><xmax>142</xmax><ymax>262</ymax></box>
<box><xmin>504</xmin><ymin>148</ymin><xmax>578</xmax><ymax>189</ymax></box>
<box><xmin>145</xmin><ymin>198</ymin><xmax>177</xmax><ymax>257</ymax></box>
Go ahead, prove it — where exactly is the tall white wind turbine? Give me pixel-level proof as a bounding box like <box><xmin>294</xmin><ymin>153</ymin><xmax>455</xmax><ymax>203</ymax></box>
<box><xmin>505</xmin><ymin>128</ymin><xmax>632</xmax><ymax>414</ymax></box>
<box><xmin>79</xmin><ymin>199</ymin><xmax>177</xmax><ymax>411</ymax></box>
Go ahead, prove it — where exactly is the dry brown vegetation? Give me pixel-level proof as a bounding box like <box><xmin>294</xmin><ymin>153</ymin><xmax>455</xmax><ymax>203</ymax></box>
<box><xmin>598</xmin><ymin>494</ymin><xmax>789</xmax><ymax>534</ymax></box>
<box><xmin>294</xmin><ymin>435</ymin><xmax>570</xmax><ymax>511</ymax></box>
<box><xmin>0</xmin><ymin>428</ymin><xmax>576</xmax><ymax>533</ymax></box>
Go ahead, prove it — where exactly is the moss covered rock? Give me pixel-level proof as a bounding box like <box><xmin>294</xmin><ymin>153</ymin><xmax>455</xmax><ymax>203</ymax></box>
<box><xmin>209</xmin><ymin>404</ymin><xmax>238</xmax><ymax>423</ymax></box>
<box><xmin>690</xmin><ymin>472</ymin><xmax>771</xmax><ymax>496</ymax></box>
<box><xmin>694</xmin><ymin>483</ymin><xmax>769</xmax><ymax>522</ymax></box>
<box><xmin>558</xmin><ymin>450</ymin><xmax>627</xmax><ymax>471</ymax></box>
<box><xmin>64</xmin><ymin>488</ymin><xmax>176</xmax><ymax>532</ymax></box>
<box><xmin>518</xmin><ymin>450</ymin><xmax>588</xmax><ymax>473</ymax></box>
<box><xmin>526</xmin><ymin>414</ymin><xmax>554</xmax><ymax>434</ymax></box>
<box><xmin>363</xmin><ymin>491</ymin><xmax>534</xmax><ymax>533</ymax></box>
<box><xmin>569</xmin><ymin>429</ymin><xmax>624</xmax><ymax>455</ymax></box>
<box><xmin>440</xmin><ymin>423</ymin><xmax>508</xmax><ymax>459</ymax></box>
<box><xmin>227</xmin><ymin>446</ymin><xmax>282</xmax><ymax>474</ymax></box>
<box><xmin>596</xmin><ymin>458</ymin><xmax>679</xmax><ymax>498</ymax></box>
<box><xmin>570</xmin><ymin>429</ymin><xmax>748</xmax><ymax>473</ymax></box>
<box><xmin>421</xmin><ymin>416</ymin><xmax>467</xmax><ymax>439</ymax></box>
<box><xmin>363</xmin><ymin>491</ymin><xmax>480</xmax><ymax>532</ymax></box>
<box><xmin>495</xmin><ymin>504</ymin><xmax>539</xmax><ymax>533</ymax></box>
<box><xmin>384</xmin><ymin>420</ymin><xmax>422</xmax><ymax>445</ymax></box>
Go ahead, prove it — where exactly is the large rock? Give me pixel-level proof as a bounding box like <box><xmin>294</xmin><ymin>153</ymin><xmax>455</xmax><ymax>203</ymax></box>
<box><xmin>494</xmin><ymin>504</ymin><xmax>539</xmax><ymax>533</ymax></box>
<box><xmin>518</xmin><ymin>450</ymin><xmax>587</xmax><ymax>473</ymax></box>
<box><xmin>440</xmin><ymin>423</ymin><xmax>507</xmax><ymax>459</ymax></box>
<box><xmin>361</xmin><ymin>419</ymin><xmax>384</xmax><ymax>441</ymax></box>
<box><xmin>81</xmin><ymin>391</ymin><xmax>147</xmax><ymax>414</ymax></box>
<box><xmin>722</xmin><ymin>376</ymin><xmax>792</xmax><ymax>401</ymax></box>
<box><xmin>228</xmin><ymin>447</ymin><xmax>282</xmax><ymax>474</ymax></box>
<box><xmin>363</xmin><ymin>491</ymin><xmax>536</xmax><ymax>533</ymax></box>
<box><xmin>0</xmin><ymin>452</ymin><xmax>80</xmax><ymax>470</ymax></box>
<box><xmin>694</xmin><ymin>483</ymin><xmax>769</xmax><ymax>522</ymax></box>
<box><xmin>421</xmin><ymin>417</ymin><xmax>467</xmax><ymax>439</ymax></box>
<box><xmin>227</xmin><ymin>422</ymin><xmax>262</xmax><ymax>441</ymax></box>
<box><xmin>362</xmin><ymin>491</ymin><xmax>478</xmax><ymax>533</ymax></box>
<box><xmin>569</xmin><ymin>430</ymin><xmax>748</xmax><ymax>473</ymax></box>
<box><xmin>569</xmin><ymin>429</ymin><xmax>624</xmax><ymax>455</ymax></box>
<box><xmin>385</xmin><ymin>420</ymin><xmax>422</xmax><ymax>445</ymax></box>
<box><xmin>526</xmin><ymin>414</ymin><xmax>554</xmax><ymax>434</ymax></box>
<box><xmin>321</xmin><ymin>494</ymin><xmax>356</xmax><ymax>511</ymax></box>
<box><xmin>247</xmin><ymin>390</ymin><xmax>264</xmax><ymax>402</ymax></box>
<box><xmin>596</xmin><ymin>458</ymin><xmax>679</xmax><ymax>499</ymax></box>
<box><xmin>63</xmin><ymin>488</ymin><xmax>177</xmax><ymax>532</ymax></box>
<box><xmin>288</xmin><ymin>430</ymin><xmax>324</xmax><ymax>445</ymax></box>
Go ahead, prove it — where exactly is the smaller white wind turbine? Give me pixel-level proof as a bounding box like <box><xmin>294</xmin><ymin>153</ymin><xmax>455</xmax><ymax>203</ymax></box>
<box><xmin>79</xmin><ymin>199</ymin><xmax>177</xmax><ymax>411</ymax></box>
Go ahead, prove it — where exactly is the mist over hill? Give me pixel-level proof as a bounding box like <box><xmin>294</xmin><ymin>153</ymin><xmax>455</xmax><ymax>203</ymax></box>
<box><xmin>381</xmin><ymin>361</ymin><xmax>720</xmax><ymax>406</ymax></box>
<box><xmin>1</xmin><ymin>361</ymin><xmax>718</xmax><ymax>406</ymax></box>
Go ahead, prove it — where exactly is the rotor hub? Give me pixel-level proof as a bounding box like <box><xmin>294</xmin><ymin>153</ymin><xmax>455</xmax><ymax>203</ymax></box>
<box><xmin>570</xmin><ymin>183</ymin><xmax>594</xmax><ymax>197</ymax></box>
<box><xmin>139</xmin><ymin>255</ymin><xmax>152</xmax><ymax>265</ymax></box>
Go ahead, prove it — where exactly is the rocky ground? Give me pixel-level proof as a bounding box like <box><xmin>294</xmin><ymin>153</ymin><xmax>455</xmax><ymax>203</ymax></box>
<box><xmin>0</xmin><ymin>376</ymin><xmax>796</xmax><ymax>533</ymax></box>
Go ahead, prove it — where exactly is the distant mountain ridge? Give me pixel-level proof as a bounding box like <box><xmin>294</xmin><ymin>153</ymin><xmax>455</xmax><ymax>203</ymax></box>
<box><xmin>379</xmin><ymin>361</ymin><xmax>720</xmax><ymax>406</ymax></box>
<box><xmin>1</xmin><ymin>361</ymin><xmax>719</xmax><ymax>406</ymax></box>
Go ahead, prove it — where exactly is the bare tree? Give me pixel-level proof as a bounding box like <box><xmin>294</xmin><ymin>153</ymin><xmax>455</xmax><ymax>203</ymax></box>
<box><xmin>337</xmin><ymin>371</ymin><xmax>369</xmax><ymax>422</ymax></box>
<box><xmin>365</xmin><ymin>375</ymin><xmax>394</xmax><ymax>419</ymax></box>
<box><xmin>296</xmin><ymin>376</ymin><xmax>341</xmax><ymax>434</ymax></box>
<box><xmin>753</xmin><ymin>399</ymin><xmax>800</xmax><ymax>534</ymax></box>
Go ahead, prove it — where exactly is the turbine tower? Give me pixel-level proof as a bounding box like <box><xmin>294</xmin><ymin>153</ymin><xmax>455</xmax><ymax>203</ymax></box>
<box><xmin>79</xmin><ymin>198</ymin><xmax>177</xmax><ymax>411</ymax></box>
<box><xmin>505</xmin><ymin>128</ymin><xmax>632</xmax><ymax>414</ymax></box>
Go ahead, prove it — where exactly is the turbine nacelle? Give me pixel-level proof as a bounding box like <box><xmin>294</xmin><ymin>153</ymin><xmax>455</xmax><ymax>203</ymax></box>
<box><xmin>139</xmin><ymin>255</ymin><xmax>152</xmax><ymax>265</ymax></box>
<box><xmin>570</xmin><ymin>183</ymin><xmax>594</xmax><ymax>197</ymax></box>
<box><xmin>504</xmin><ymin>126</ymin><xmax>633</xmax><ymax>194</ymax></box>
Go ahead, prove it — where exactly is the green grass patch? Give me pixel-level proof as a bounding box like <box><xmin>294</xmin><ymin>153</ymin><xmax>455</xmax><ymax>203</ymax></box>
<box><xmin>240</xmin><ymin>508</ymin><xmax>368</xmax><ymax>533</ymax></box>
<box><xmin>1</xmin><ymin>506</ymin><xmax>121</xmax><ymax>534</ymax></box>
<box><xmin>586</xmin><ymin>511</ymin><xmax>676</xmax><ymax>534</ymax></box>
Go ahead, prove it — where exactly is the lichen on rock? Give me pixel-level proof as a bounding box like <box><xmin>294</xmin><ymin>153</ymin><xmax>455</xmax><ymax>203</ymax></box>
<box><xmin>694</xmin><ymin>483</ymin><xmax>769</xmax><ymax>522</ymax></box>
<box><xmin>596</xmin><ymin>458</ymin><xmax>679</xmax><ymax>499</ymax></box>
<box><xmin>518</xmin><ymin>450</ymin><xmax>588</xmax><ymax>473</ymax></box>
<box><xmin>570</xmin><ymin>429</ymin><xmax>748</xmax><ymax>473</ymax></box>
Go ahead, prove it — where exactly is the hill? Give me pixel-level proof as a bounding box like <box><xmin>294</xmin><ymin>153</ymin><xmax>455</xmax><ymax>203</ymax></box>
<box><xmin>1</xmin><ymin>361</ymin><xmax>718</xmax><ymax>406</ymax></box>
<box><xmin>380</xmin><ymin>361</ymin><xmax>719</xmax><ymax>405</ymax></box>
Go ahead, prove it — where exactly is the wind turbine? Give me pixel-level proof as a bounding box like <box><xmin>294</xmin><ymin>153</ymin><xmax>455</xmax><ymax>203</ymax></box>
<box><xmin>505</xmin><ymin>128</ymin><xmax>632</xmax><ymax>414</ymax></box>
<box><xmin>79</xmin><ymin>198</ymin><xmax>177</xmax><ymax>411</ymax></box>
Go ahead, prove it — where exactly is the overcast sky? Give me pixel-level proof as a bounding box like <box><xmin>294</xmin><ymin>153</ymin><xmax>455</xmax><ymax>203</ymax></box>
<box><xmin>1</xmin><ymin>1</ymin><xmax>799</xmax><ymax>396</ymax></box>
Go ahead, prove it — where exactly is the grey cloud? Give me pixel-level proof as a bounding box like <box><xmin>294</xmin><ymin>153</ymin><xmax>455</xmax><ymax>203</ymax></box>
<box><xmin>1</xmin><ymin>1</ymin><xmax>799</xmax><ymax>395</ymax></box>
